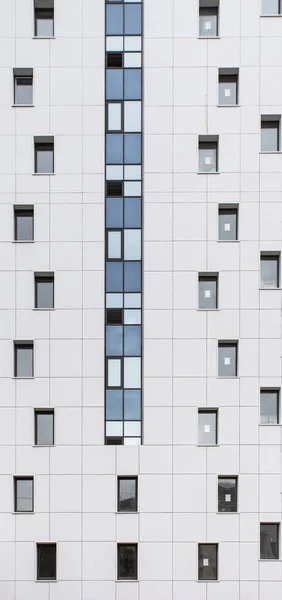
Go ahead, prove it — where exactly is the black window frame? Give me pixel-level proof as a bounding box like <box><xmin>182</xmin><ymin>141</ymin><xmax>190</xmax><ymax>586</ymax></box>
<box><xmin>34</xmin><ymin>409</ymin><xmax>55</xmax><ymax>446</ymax></box>
<box><xmin>260</xmin><ymin>389</ymin><xmax>280</xmax><ymax>425</ymax></box>
<box><xmin>218</xmin><ymin>476</ymin><xmax>238</xmax><ymax>513</ymax></box>
<box><xmin>14</xmin><ymin>341</ymin><xmax>34</xmax><ymax>378</ymax></box>
<box><xmin>261</xmin><ymin>119</ymin><xmax>280</xmax><ymax>152</ymax></box>
<box><xmin>218</xmin><ymin>73</ymin><xmax>238</xmax><ymax>106</ymax></box>
<box><xmin>14</xmin><ymin>476</ymin><xmax>34</xmax><ymax>513</ymax></box>
<box><xmin>198</xmin><ymin>543</ymin><xmax>218</xmax><ymax>581</ymax></box>
<box><xmin>198</xmin><ymin>274</ymin><xmax>218</xmax><ymax>309</ymax></box>
<box><xmin>118</xmin><ymin>476</ymin><xmax>138</xmax><ymax>512</ymax></box>
<box><xmin>34</xmin><ymin>273</ymin><xmax>54</xmax><ymax>309</ymax></box>
<box><xmin>34</xmin><ymin>141</ymin><xmax>54</xmax><ymax>174</ymax></box>
<box><xmin>260</xmin><ymin>523</ymin><xmax>279</xmax><ymax>560</ymax></box>
<box><xmin>14</xmin><ymin>75</ymin><xmax>33</xmax><ymax>106</ymax></box>
<box><xmin>37</xmin><ymin>543</ymin><xmax>57</xmax><ymax>581</ymax></box>
<box><xmin>260</xmin><ymin>253</ymin><xmax>280</xmax><ymax>288</ymax></box>
<box><xmin>117</xmin><ymin>543</ymin><xmax>138</xmax><ymax>581</ymax></box>
<box><xmin>14</xmin><ymin>206</ymin><xmax>34</xmax><ymax>241</ymax></box>
<box><xmin>34</xmin><ymin>7</ymin><xmax>54</xmax><ymax>38</ymax></box>
<box><xmin>218</xmin><ymin>206</ymin><xmax>238</xmax><ymax>241</ymax></box>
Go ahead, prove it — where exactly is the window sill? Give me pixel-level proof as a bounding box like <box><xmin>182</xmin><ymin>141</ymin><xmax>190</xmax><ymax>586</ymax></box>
<box><xmin>259</xmin><ymin>559</ymin><xmax>281</xmax><ymax>562</ymax></box>
<box><xmin>217</xmin><ymin>240</ymin><xmax>239</xmax><ymax>243</ymax></box>
<box><xmin>197</xmin><ymin>308</ymin><xmax>219</xmax><ymax>311</ymax></box>
<box><xmin>13</xmin><ymin>240</ymin><xmax>35</xmax><ymax>243</ymax></box>
<box><xmin>260</xmin><ymin>151</ymin><xmax>282</xmax><ymax>154</ymax></box>
<box><xmin>217</xmin><ymin>376</ymin><xmax>238</xmax><ymax>379</ymax></box>
<box><xmin>197</xmin><ymin>171</ymin><xmax>220</xmax><ymax>175</ymax></box>
<box><xmin>116</xmin><ymin>511</ymin><xmax>138</xmax><ymax>515</ymax></box>
<box><xmin>217</xmin><ymin>511</ymin><xmax>238</xmax><ymax>515</ymax></box>
<box><xmin>197</xmin><ymin>444</ymin><xmax>219</xmax><ymax>447</ymax></box>
<box><xmin>12</xmin><ymin>104</ymin><xmax>34</xmax><ymax>108</ymax></box>
<box><xmin>259</xmin><ymin>287</ymin><xmax>280</xmax><ymax>290</ymax></box>
<box><xmin>13</xmin><ymin>377</ymin><xmax>34</xmax><ymax>380</ymax></box>
<box><xmin>198</xmin><ymin>36</ymin><xmax>221</xmax><ymax>39</ymax></box>
<box><xmin>217</xmin><ymin>104</ymin><xmax>240</xmax><ymax>108</ymax></box>
<box><xmin>116</xmin><ymin>580</ymin><xmax>138</xmax><ymax>583</ymax></box>
<box><xmin>32</xmin><ymin>308</ymin><xmax>55</xmax><ymax>311</ymax></box>
<box><xmin>32</xmin><ymin>36</ymin><xmax>56</xmax><ymax>39</ymax></box>
<box><xmin>13</xmin><ymin>511</ymin><xmax>34</xmax><ymax>515</ymax></box>
<box><xmin>33</xmin><ymin>445</ymin><xmax>54</xmax><ymax>448</ymax></box>
<box><xmin>35</xmin><ymin>580</ymin><xmax>58</xmax><ymax>583</ymax></box>
<box><xmin>260</xmin><ymin>14</ymin><xmax>282</xmax><ymax>17</ymax></box>
<box><xmin>259</xmin><ymin>423</ymin><xmax>280</xmax><ymax>426</ymax></box>
<box><xmin>33</xmin><ymin>173</ymin><xmax>55</xmax><ymax>176</ymax></box>
<box><xmin>197</xmin><ymin>579</ymin><xmax>220</xmax><ymax>583</ymax></box>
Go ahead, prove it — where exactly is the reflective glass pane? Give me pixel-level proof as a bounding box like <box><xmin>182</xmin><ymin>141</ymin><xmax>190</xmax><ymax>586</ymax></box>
<box><xmin>260</xmin><ymin>524</ymin><xmax>279</xmax><ymax>559</ymax></box>
<box><xmin>37</xmin><ymin>544</ymin><xmax>56</xmax><ymax>581</ymax></box>
<box><xmin>124</xmin><ymin>198</ymin><xmax>141</xmax><ymax>227</ymax></box>
<box><xmin>124</xmin><ymin>230</ymin><xmax>141</xmax><ymax>260</ymax></box>
<box><xmin>124</xmin><ymin>181</ymin><xmax>141</xmax><ymax>196</ymax></box>
<box><xmin>16</xmin><ymin>479</ymin><xmax>33</xmax><ymax>512</ymax></box>
<box><xmin>36</xmin><ymin>412</ymin><xmax>54</xmax><ymax>445</ymax></box>
<box><xmin>15</xmin><ymin>78</ymin><xmax>33</xmax><ymax>105</ymax></box>
<box><xmin>16</xmin><ymin>346</ymin><xmax>33</xmax><ymax>377</ymax></box>
<box><xmin>218</xmin><ymin>477</ymin><xmax>237</xmax><ymax>512</ymax></box>
<box><xmin>218</xmin><ymin>208</ymin><xmax>237</xmax><ymax>241</ymax></box>
<box><xmin>36</xmin><ymin>279</ymin><xmax>54</xmax><ymax>309</ymax></box>
<box><xmin>124</xmin><ymin>357</ymin><xmax>141</xmax><ymax>388</ymax></box>
<box><xmin>107</xmin><ymin>359</ymin><xmax>121</xmax><ymax>387</ymax></box>
<box><xmin>108</xmin><ymin>231</ymin><xmax>122</xmax><ymax>259</ymax></box>
<box><xmin>15</xmin><ymin>211</ymin><xmax>34</xmax><ymax>241</ymax></box>
<box><xmin>124</xmin><ymin>437</ymin><xmax>141</xmax><ymax>445</ymax></box>
<box><xmin>124</xmin><ymin>390</ymin><xmax>141</xmax><ymax>420</ymax></box>
<box><xmin>124</xmin><ymin>261</ymin><xmax>141</xmax><ymax>292</ymax></box>
<box><xmin>124</xmin><ymin>69</ymin><xmax>141</xmax><ymax>100</ymax></box>
<box><xmin>198</xmin><ymin>544</ymin><xmax>218</xmax><ymax>580</ymax></box>
<box><xmin>106</xmin><ymin>70</ymin><xmax>123</xmax><ymax>100</ymax></box>
<box><xmin>106</xmin><ymin>4</ymin><xmax>123</xmax><ymax>34</ymax></box>
<box><xmin>124</xmin><ymin>293</ymin><xmax>141</xmax><ymax>308</ymax></box>
<box><xmin>124</xmin><ymin>325</ymin><xmax>141</xmax><ymax>356</ymax></box>
<box><xmin>199</xmin><ymin>277</ymin><xmax>217</xmax><ymax>309</ymax></box>
<box><xmin>106</xmin><ymin>134</ymin><xmax>123</xmax><ymax>164</ymax></box>
<box><xmin>106</xmin><ymin>326</ymin><xmax>123</xmax><ymax>356</ymax></box>
<box><xmin>124</xmin><ymin>309</ymin><xmax>141</xmax><ymax>324</ymax></box>
<box><xmin>219</xmin><ymin>76</ymin><xmax>237</xmax><ymax>105</ymax></box>
<box><xmin>124</xmin><ymin>134</ymin><xmax>141</xmax><ymax>164</ymax></box>
<box><xmin>124</xmin><ymin>52</ymin><xmax>142</xmax><ymax>68</ymax></box>
<box><xmin>199</xmin><ymin>8</ymin><xmax>218</xmax><ymax>37</ymax></box>
<box><xmin>261</xmin><ymin>257</ymin><xmax>279</xmax><ymax>288</ymax></box>
<box><xmin>108</xmin><ymin>103</ymin><xmax>122</xmax><ymax>131</ymax></box>
<box><xmin>118</xmin><ymin>544</ymin><xmax>137</xmax><ymax>580</ymax></box>
<box><xmin>106</xmin><ymin>262</ymin><xmax>123</xmax><ymax>292</ymax></box>
<box><xmin>218</xmin><ymin>343</ymin><xmax>237</xmax><ymax>377</ymax></box>
<box><xmin>36</xmin><ymin>11</ymin><xmax>54</xmax><ymax>37</ymax></box>
<box><xmin>106</xmin><ymin>390</ymin><xmax>123</xmax><ymax>420</ymax></box>
<box><xmin>199</xmin><ymin>143</ymin><xmax>217</xmax><ymax>173</ymax></box>
<box><xmin>124</xmin><ymin>421</ymin><xmax>141</xmax><ymax>436</ymax></box>
<box><xmin>106</xmin><ymin>421</ymin><xmax>123</xmax><ymax>436</ymax></box>
<box><xmin>260</xmin><ymin>390</ymin><xmax>279</xmax><ymax>424</ymax></box>
<box><xmin>118</xmin><ymin>478</ymin><xmax>137</xmax><ymax>511</ymax></box>
<box><xmin>36</xmin><ymin>148</ymin><xmax>53</xmax><ymax>173</ymax></box>
<box><xmin>124</xmin><ymin>102</ymin><xmax>142</xmax><ymax>132</ymax></box>
<box><xmin>262</xmin><ymin>0</ymin><xmax>280</xmax><ymax>14</ymax></box>
<box><xmin>198</xmin><ymin>411</ymin><xmax>217</xmax><ymax>445</ymax></box>
<box><xmin>261</xmin><ymin>122</ymin><xmax>279</xmax><ymax>151</ymax></box>
<box><xmin>124</xmin><ymin>4</ymin><xmax>142</xmax><ymax>34</ymax></box>
<box><xmin>106</xmin><ymin>197</ymin><xmax>123</xmax><ymax>228</ymax></box>
<box><xmin>106</xmin><ymin>293</ymin><xmax>123</xmax><ymax>308</ymax></box>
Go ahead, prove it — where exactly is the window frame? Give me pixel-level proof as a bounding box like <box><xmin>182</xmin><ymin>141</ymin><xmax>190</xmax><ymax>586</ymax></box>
<box><xmin>118</xmin><ymin>476</ymin><xmax>138</xmax><ymax>512</ymax></box>
<box><xmin>260</xmin><ymin>523</ymin><xmax>280</xmax><ymax>560</ymax></box>
<box><xmin>218</xmin><ymin>206</ymin><xmax>238</xmax><ymax>241</ymax></box>
<box><xmin>261</xmin><ymin>119</ymin><xmax>280</xmax><ymax>152</ymax></box>
<box><xmin>14</xmin><ymin>75</ymin><xmax>33</xmax><ymax>106</ymax></box>
<box><xmin>34</xmin><ymin>141</ymin><xmax>54</xmax><ymax>174</ymax></box>
<box><xmin>198</xmin><ymin>274</ymin><xmax>218</xmax><ymax>310</ymax></box>
<box><xmin>117</xmin><ymin>543</ymin><xmax>138</xmax><ymax>581</ymax></box>
<box><xmin>14</xmin><ymin>341</ymin><xmax>34</xmax><ymax>378</ymax></box>
<box><xmin>14</xmin><ymin>206</ymin><xmax>34</xmax><ymax>242</ymax></box>
<box><xmin>36</xmin><ymin>543</ymin><xmax>57</xmax><ymax>581</ymax></box>
<box><xmin>198</xmin><ymin>140</ymin><xmax>218</xmax><ymax>173</ymax></box>
<box><xmin>260</xmin><ymin>389</ymin><xmax>280</xmax><ymax>425</ymax></box>
<box><xmin>198</xmin><ymin>409</ymin><xmax>218</xmax><ymax>446</ymax></box>
<box><xmin>34</xmin><ymin>7</ymin><xmax>54</xmax><ymax>38</ymax></box>
<box><xmin>260</xmin><ymin>253</ymin><xmax>280</xmax><ymax>289</ymax></box>
<box><xmin>218</xmin><ymin>73</ymin><xmax>238</xmax><ymax>106</ymax></box>
<box><xmin>218</xmin><ymin>341</ymin><xmax>238</xmax><ymax>377</ymax></box>
<box><xmin>34</xmin><ymin>273</ymin><xmax>55</xmax><ymax>309</ymax></box>
<box><xmin>199</xmin><ymin>6</ymin><xmax>219</xmax><ymax>37</ymax></box>
<box><xmin>14</xmin><ymin>476</ymin><xmax>34</xmax><ymax>513</ymax></box>
<box><xmin>218</xmin><ymin>476</ymin><xmax>238</xmax><ymax>513</ymax></box>
<box><xmin>34</xmin><ymin>409</ymin><xmax>55</xmax><ymax>446</ymax></box>
<box><xmin>198</xmin><ymin>543</ymin><xmax>218</xmax><ymax>581</ymax></box>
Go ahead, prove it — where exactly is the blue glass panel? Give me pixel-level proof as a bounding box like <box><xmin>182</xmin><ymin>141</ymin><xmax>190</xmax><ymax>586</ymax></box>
<box><xmin>124</xmin><ymin>325</ymin><xmax>141</xmax><ymax>356</ymax></box>
<box><xmin>124</xmin><ymin>198</ymin><xmax>141</xmax><ymax>228</ymax></box>
<box><xmin>106</xmin><ymin>70</ymin><xmax>123</xmax><ymax>100</ymax></box>
<box><xmin>106</xmin><ymin>5</ymin><xmax>123</xmax><ymax>35</ymax></box>
<box><xmin>106</xmin><ymin>197</ymin><xmax>123</xmax><ymax>228</ymax></box>
<box><xmin>125</xmin><ymin>4</ymin><xmax>142</xmax><ymax>35</ymax></box>
<box><xmin>106</xmin><ymin>262</ymin><xmax>123</xmax><ymax>292</ymax></box>
<box><xmin>106</xmin><ymin>390</ymin><xmax>123</xmax><ymax>420</ymax></box>
<box><xmin>124</xmin><ymin>69</ymin><xmax>141</xmax><ymax>100</ymax></box>
<box><xmin>124</xmin><ymin>390</ymin><xmax>141</xmax><ymax>420</ymax></box>
<box><xmin>124</xmin><ymin>134</ymin><xmax>142</xmax><ymax>164</ymax></box>
<box><xmin>106</xmin><ymin>134</ymin><xmax>124</xmax><ymax>164</ymax></box>
<box><xmin>106</xmin><ymin>326</ymin><xmax>123</xmax><ymax>356</ymax></box>
<box><xmin>124</xmin><ymin>261</ymin><xmax>141</xmax><ymax>292</ymax></box>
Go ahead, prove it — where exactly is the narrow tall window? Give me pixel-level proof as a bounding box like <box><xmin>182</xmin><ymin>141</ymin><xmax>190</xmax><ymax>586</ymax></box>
<box><xmin>218</xmin><ymin>477</ymin><xmax>238</xmax><ymax>512</ymax></box>
<box><xmin>117</xmin><ymin>544</ymin><xmax>138</xmax><ymax>580</ymax></box>
<box><xmin>35</xmin><ymin>273</ymin><xmax>54</xmax><ymax>309</ymax></box>
<box><xmin>14</xmin><ymin>69</ymin><xmax>33</xmax><ymax>105</ymax></box>
<box><xmin>198</xmin><ymin>409</ymin><xmax>218</xmax><ymax>445</ymax></box>
<box><xmin>262</xmin><ymin>0</ymin><xmax>281</xmax><ymax>15</ymax></box>
<box><xmin>37</xmin><ymin>544</ymin><xmax>56</xmax><ymax>580</ymax></box>
<box><xmin>260</xmin><ymin>254</ymin><xmax>279</xmax><ymax>288</ymax></box>
<box><xmin>118</xmin><ymin>477</ymin><xmax>137</xmax><ymax>512</ymax></box>
<box><xmin>34</xmin><ymin>0</ymin><xmax>54</xmax><ymax>37</ymax></box>
<box><xmin>260</xmin><ymin>524</ymin><xmax>279</xmax><ymax>560</ymax></box>
<box><xmin>261</xmin><ymin>118</ymin><xmax>280</xmax><ymax>152</ymax></box>
<box><xmin>199</xmin><ymin>4</ymin><xmax>219</xmax><ymax>37</ymax></box>
<box><xmin>260</xmin><ymin>390</ymin><xmax>279</xmax><ymax>424</ymax></box>
<box><xmin>35</xmin><ymin>410</ymin><xmax>54</xmax><ymax>446</ymax></box>
<box><xmin>198</xmin><ymin>275</ymin><xmax>218</xmax><ymax>309</ymax></box>
<box><xmin>218</xmin><ymin>342</ymin><xmax>237</xmax><ymax>377</ymax></box>
<box><xmin>199</xmin><ymin>138</ymin><xmax>218</xmax><ymax>173</ymax></box>
<box><xmin>218</xmin><ymin>206</ymin><xmax>238</xmax><ymax>241</ymax></box>
<box><xmin>34</xmin><ymin>137</ymin><xmax>54</xmax><ymax>174</ymax></box>
<box><xmin>219</xmin><ymin>70</ymin><xmax>238</xmax><ymax>106</ymax></box>
<box><xmin>14</xmin><ymin>206</ymin><xmax>34</xmax><ymax>241</ymax></box>
<box><xmin>14</xmin><ymin>477</ymin><xmax>34</xmax><ymax>513</ymax></box>
<box><xmin>14</xmin><ymin>342</ymin><xmax>34</xmax><ymax>378</ymax></box>
<box><xmin>198</xmin><ymin>544</ymin><xmax>218</xmax><ymax>580</ymax></box>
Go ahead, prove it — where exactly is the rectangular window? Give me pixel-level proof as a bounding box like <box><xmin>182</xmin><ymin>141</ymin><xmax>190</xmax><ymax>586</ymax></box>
<box><xmin>34</xmin><ymin>137</ymin><xmax>54</xmax><ymax>174</ymax></box>
<box><xmin>35</xmin><ymin>410</ymin><xmax>54</xmax><ymax>446</ymax></box>
<box><xmin>218</xmin><ymin>477</ymin><xmax>237</xmax><ymax>512</ymax></box>
<box><xmin>218</xmin><ymin>342</ymin><xmax>237</xmax><ymax>377</ymax></box>
<box><xmin>198</xmin><ymin>410</ymin><xmax>217</xmax><ymax>445</ymax></box>
<box><xmin>117</xmin><ymin>544</ymin><xmax>138</xmax><ymax>580</ymax></box>
<box><xmin>260</xmin><ymin>254</ymin><xmax>279</xmax><ymax>288</ymax></box>
<box><xmin>261</xmin><ymin>119</ymin><xmax>280</xmax><ymax>152</ymax></box>
<box><xmin>198</xmin><ymin>544</ymin><xmax>218</xmax><ymax>580</ymax></box>
<box><xmin>199</xmin><ymin>7</ymin><xmax>218</xmax><ymax>37</ymax></box>
<box><xmin>118</xmin><ymin>477</ymin><xmax>138</xmax><ymax>512</ymax></box>
<box><xmin>198</xmin><ymin>275</ymin><xmax>218</xmax><ymax>309</ymax></box>
<box><xmin>260</xmin><ymin>389</ymin><xmax>279</xmax><ymax>424</ymax></box>
<box><xmin>260</xmin><ymin>524</ymin><xmax>279</xmax><ymax>560</ymax></box>
<box><xmin>14</xmin><ymin>477</ymin><xmax>34</xmax><ymax>513</ymax></box>
<box><xmin>37</xmin><ymin>543</ymin><xmax>56</xmax><ymax>580</ymax></box>
<box><xmin>218</xmin><ymin>206</ymin><xmax>238</xmax><ymax>241</ymax></box>
<box><xmin>34</xmin><ymin>1</ymin><xmax>54</xmax><ymax>37</ymax></box>
<box><xmin>219</xmin><ymin>71</ymin><xmax>238</xmax><ymax>106</ymax></box>
<box><xmin>35</xmin><ymin>273</ymin><xmax>54</xmax><ymax>309</ymax></box>
<box><xmin>199</xmin><ymin>139</ymin><xmax>218</xmax><ymax>173</ymax></box>
<box><xmin>262</xmin><ymin>0</ymin><xmax>281</xmax><ymax>15</ymax></box>
<box><xmin>14</xmin><ymin>342</ymin><xmax>34</xmax><ymax>378</ymax></box>
<box><xmin>106</xmin><ymin>437</ymin><xmax>123</xmax><ymax>445</ymax></box>
<box><xmin>14</xmin><ymin>206</ymin><xmax>34</xmax><ymax>241</ymax></box>
<box><xmin>14</xmin><ymin>70</ymin><xmax>33</xmax><ymax>105</ymax></box>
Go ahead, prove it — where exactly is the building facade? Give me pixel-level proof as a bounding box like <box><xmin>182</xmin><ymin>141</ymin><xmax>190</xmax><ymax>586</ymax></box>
<box><xmin>0</xmin><ymin>0</ymin><xmax>282</xmax><ymax>598</ymax></box>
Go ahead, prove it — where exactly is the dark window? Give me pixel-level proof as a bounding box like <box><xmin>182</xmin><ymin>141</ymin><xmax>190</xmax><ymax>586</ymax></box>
<box><xmin>35</xmin><ymin>140</ymin><xmax>54</xmax><ymax>174</ymax></box>
<box><xmin>260</xmin><ymin>524</ymin><xmax>279</xmax><ymax>559</ymax></box>
<box><xmin>34</xmin><ymin>6</ymin><xmax>54</xmax><ymax>37</ymax></box>
<box><xmin>14</xmin><ymin>206</ymin><xmax>34</xmax><ymax>241</ymax></box>
<box><xmin>218</xmin><ymin>342</ymin><xmax>237</xmax><ymax>377</ymax></box>
<box><xmin>199</xmin><ymin>141</ymin><xmax>218</xmax><ymax>173</ymax></box>
<box><xmin>14</xmin><ymin>76</ymin><xmax>33</xmax><ymax>105</ymax></box>
<box><xmin>199</xmin><ymin>7</ymin><xmax>218</xmax><ymax>37</ymax></box>
<box><xmin>118</xmin><ymin>544</ymin><xmax>137</xmax><ymax>580</ymax></box>
<box><xmin>14</xmin><ymin>477</ymin><xmax>34</xmax><ymax>512</ymax></box>
<box><xmin>198</xmin><ymin>410</ymin><xmax>217</xmax><ymax>445</ymax></box>
<box><xmin>107</xmin><ymin>53</ymin><xmax>123</xmax><ymax>68</ymax></box>
<box><xmin>118</xmin><ymin>477</ymin><xmax>137</xmax><ymax>512</ymax></box>
<box><xmin>37</xmin><ymin>544</ymin><xmax>56</xmax><ymax>580</ymax></box>
<box><xmin>107</xmin><ymin>181</ymin><xmax>123</xmax><ymax>197</ymax></box>
<box><xmin>261</xmin><ymin>120</ymin><xmax>280</xmax><ymax>152</ymax></box>
<box><xmin>260</xmin><ymin>254</ymin><xmax>279</xmax><ymax>288</ymax></box>
<box><xmin>35</xmin><ymin>274</ymin><xmax>54</xmax><ymax>309</ymax></box>
<box><xmin>218</xmin><ymin>207</ymin><xmax>238</xmax><ymax>241</ymax></box>
<box><xmin>35</xmin><ymin>410</ymin><xmax>54</xmax><ymax>446</ymax></box>
<box><xmin>219</xmin><ymin>73</ymin><xmax>238</xmax><ymax>106</ymax></box>
<box><xmin>260</xmin><ymin>390</ymin><xmax>279</xmax><ymax>424</ymax></box>
<box><xmin>198</xmin><ymin>544</ymin><xmax>218</xmax><ymax>580</ymax></box>
<box><xmin>199</xmin><ymin>275</ymin><xmax>218</xmax><ymax>309</ymax></box>
<box><xmin>218</xmin><ymin>477</ymin><xmax>237</xmax><ymax>512</ymax></box>
<box><xmin>106</xmin><ymin>437</ymin><xmax>123</xmax><ymax>445</ymax></box>
<box><xmin>262</xmin><ymin>0</ymin><xmax>281</xmax><ymax>15</ymax></box>
<box><xmin>14</xmin><ymin>342</ymin><xmax>33</xmax><ymax>378</ymax></box>
<box><xmin>107</xmin><ymin>308</ymin><xmax>123</xmax><ymax>325</ymax></box>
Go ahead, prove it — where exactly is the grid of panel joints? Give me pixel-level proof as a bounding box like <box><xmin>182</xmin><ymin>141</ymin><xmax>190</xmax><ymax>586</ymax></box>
<box><xmin>105</xmin><ymin>0</ymin><xmax>143</xmax><ymax>445</ymax></box>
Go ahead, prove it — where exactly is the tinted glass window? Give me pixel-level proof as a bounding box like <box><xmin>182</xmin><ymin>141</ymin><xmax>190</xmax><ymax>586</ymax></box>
<box><xmin>124</xmin><ymin>134</ymin><xmax>142</xmax><ymax>164</ymax></box>
<box><xmin>124</xmin><ymin>325</ymin><xmax>141</xmax><ymax>356</ymax></box>
<box><xmin>124</xmin><ymin>262</ymin><xmax>141</xmax><ymax>292</ymax></box>
<box><xmin>15</xmin><ymin>209</ymin><xmax>34</xmax><ymax>241</ymax></box>
<box><xmin>262</xmin><ymin>0</ymin><xmax>280</xmax><ymax>14</ymax></box>
<box><xmin>35</xmin><ymin>9</ymin><xmax>54</xmax><ymax>37</ymax></box>
<box><xmin>106</xmin><ymin>262</ymin><xmax>123</xmax><ymax>292</ymax></box>
<box><xmin>35</xmin><ymin>411</ymin><xmax>54</xmax><ymax>445</ymax></box>
<box><xmin>218</xmin><ymin>477</ymin><xmax>237</xmax><ymax>512</ymax></box>
<box><xmin>198</xmin><ymin>544</ymin><xmax>218</xmax><ymax>580</ymax></box>
<box><xmin>106</xmin><ymin>134</ymin><xmax>124</xmax><ymax>164</ymax></box>
<box><xmin>35</xmin><ymin>144</ymin><xmax>54</xmax><ymax>174</ymax></box>
<box><xmin>219</xmin><ymin>75</ymin><xmax>238</xmax><ymax>105</ymax></box>
<box><xmin>260</xmin><ymin>524</ymin><xmax>279</xmax><ymax>559</ymax></box>
<box><xmin>15</xmin><ymin>344</ymin><xmax>33</xmax><ymax>377</ymax></box>
<box><xmin>118</xmin><ymin>544</ymin><xmax>137</xmax><ymax>580</ymax></box>
<box><xmin>218</xmin><ymin>343</ymin><xmax>237</xmax><ymax>377</ymax></box>
<box><xmin>35</xmin><ymin>277</ymin><xmax>54</xmax><ymax>309</ymax></box>
<box><xmin>261</xmin><ymin>121</ymin><xmax>279</xmax><ymax>152</ymax></box>
<box><xmin>124</xmin><ymin>70</ymin><xmax>142</xmax><ymax>100</ymax></box>
<box><xmin>124</xmin><ymin>198</ymin><xmax>141</xmax><ymax>228</ymax></box>
<box><xmin>106</xmin><ymin>325</ymin><xmax>123</xmax><ymax>356</ymax></box>
<box><xmin>106</xmin><ymin>70</ymin><xmax>123</xmax><ymax>100</ymax></box>
<box><xmin>124</xmin><ymin>390</ymin><xmax>141</xmax><ymax>420</ymax></box>
<box><xmin>118</xmin><ymin>478</ymin><xmax>137</xmax><ymax>512</ymax></box>
<box><xmin>106</xmin><ymin>197</ymin><xmax>123</xmax><ymax>228</ymax></box>
<box><xmin>125</xmin><ymin>4</ymin><xmax>142</xmax><ymax>34</ymax></box>
<box><xmin>199</xmin><ymin>276</ymin><xmax>217</xmax><ymax>309</ymax></box>
<box><xmin>15</xmin><ymin>478</ymin><xmax>33</xmax><ymax>512</ymax></box>
<box><xmin>260</xmin><ymin>390</ymin><xmax>279</xmax><ymax>424</ymax></box>
<box><xmin>198</xmin><ymin>411</ymin><xmax>217</xmax><ymax>445</ymax></box>
<box><xmin>37</xmin><ymin>544</ymin><xmax>56</xmax><ymax>580</ymax></box>
<box><xmin>199</xmin><ymin>8</ymin><xmax>218</xmax><ymax>37</ymax></box>
<box><xmin>106</xmin><ymin>4</ymin><xmax>123</xmax><ymax>34</ymax></box>
<box><xmin>219</xmin><ymin>208</ymin><xmax>238</xmax><ymax>241</ymax></box>
<box><xmin>15</xmin><ymin>77</ymin><xmax>33</xmax><ymax>105</ymax></box>
<box><xmin>260</xmin><ymin>256</ymin><xmax>279</xmax><ymax>288</ymax></box>
<box><xmin>199</xmin><ymin>142</ymin><xmax>217</xmax><ymax>173</ymax></box>
<box><xmin>106</xmin><ymin>390</ymin><xmax>123</xmax><ymax>420</ymax></box>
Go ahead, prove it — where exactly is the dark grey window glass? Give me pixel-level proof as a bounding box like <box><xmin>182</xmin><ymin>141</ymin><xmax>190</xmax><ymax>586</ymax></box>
<box><xmin>35</xmin><ymin>8</ymin><xmax>54</xmax><ymax>37</ymax></box>
<box><xmin>14</xmin><ymin>207</ymin><xmax>34</xmax><ymax>241</ymax></box>
<box><xmin>118</xmin><ymin>544</ymin><xmax>137</xmax><ymax>580</ymax></box>
<box><xmin>260</xmin><ymin>524</ymin><xmax>279</xmax><ymax>559</ymax></box>
<box><xmin>198</xmin><ymin>410</ymin><xmax>217</xmax><ymax>445</ymax></box>
<box><xmin>199</xmin><ymin>276</ymin><xmax>218</xmax><ymax>309</ymax></box>
<box><xmin>218</xmin><ymin>207</ymin><xmax>238</xmax><ymax>241</ymax></box>
<box><xmin>118</xmin><ymin>477</ymin><xmax>137</xmax><ymax>512</ymax></box>
<box><xmin>35</xmin><ymin>275</ymin><xmax>54</xmax><ymax>309</ymax></box>
<box><xmin>124</xmin><ymin>390</ymin><xmax>141</xmax><ymax>420</ymax></box>
<box><xmin>124</xmin><ymin>134</ymin><xmax>142</xmax><ymax>164</ymax></box>
<box><xmin>218</xmin><ymin>342</ymin><xmax>237</xmax><ymax>377</ymax></box>
<box><xmin>106</xmin><ymin>4</ymin><xmax>123</xmax><ymax>34</ymax></box>
<box><xmin>260</xmin><ymin>255</ymin><xmax>279</xmax><ymax>288</ymax></box>
<box><xmin>125</xmin><ymin>4</ymin><xmax>142</xmax><ymax>34</ymax></box>
<box><xmin>219</xmin><ymin>74</ymin><xmax>238</xmax><ymax>106</ymax></box>
<box><xmin>199</xmin><ymin>8</ymin><xmax>218</xmax><ymax>37</ymax></box>
<box><xmin>35</xmin><ymin>410</ymin><xmax>54</xmax><ymax>446</ymax></box>
<box><xmin>124</xmin><ymin>70</ymin><xmax>142</xmax><ymax>100</ymax></box>
<box><xmin>14</xmin><ymin>343</ymin><xmax>33</xmax><ymax>378</ymax></box>
<box><xmin>35</xmin><ymin>142</ymin><xmax>54</xmax><ymax>174</ymax></box>
<box><xmin>261</xmin><ymin>120</ymin><xmax>280</xmax><ymax>152</ymax></box>
<box><xmin>106</xmin><ymin>70</ymin><xmax>123</xmax><ymax>100</ymax></box>
<box><xmin>260</xmin><ymin>390</ymin><xmax>279</xmax><ymax>424</ymax></box>
<box><xmin>14</xmin><ymin>477</ymin><xmax>34</xmax><ymax>512</ymax></box>
<box><xmin>218</xmin><ymin>477</ymin><xmax>237</xmax><ymax>512</ymax></box>
<box><xmin>198</xmin><ymin>544</ymin><xmax>218</xmax><ymax>580</ymax></box>
<box><xmin>37</xmin><ymin>544</ymin><xmax>56</xmax><ymax>580</ymax></box>
<box><xmin>14</xmin><ymin>76</ymin><xmax>33</xmax><ymax>105</ymax></box>
<box><xmin>199</xmin><ymin>142</ymin><xmax>218</xmax><ymax>173</ymax></box>
<box><xmin>262</xmin><ymin>0</ymin><xmax>281</xmax><ymax>14</ymax></box>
